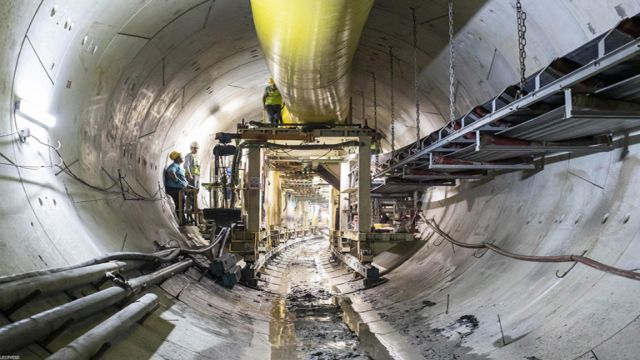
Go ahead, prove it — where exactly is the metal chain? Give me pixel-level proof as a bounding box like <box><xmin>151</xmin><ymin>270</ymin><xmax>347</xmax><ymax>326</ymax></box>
<box><xmin>389</xmin><ymin>46</ymin><xmax>395</xmax><ymax>152</ymax></box>
<box><xmin>448</xmin><ymin>1</ymin><xmax>456</xmax><ymax>123</ymax></box>
<box><xmin>361</xmin><ymin>91</ymin><xmax>366</xmax><ymax>127</ymax></box>
<box><xmin>516</xmin><ymin>0</ymin><xmax>527</xmax><ymax>98</ymax></box>
<box><xmin>370</xmin><ymin>71</ymin><xmax>380</xmax><ymax>169</ymax></box>
<box><xmin>411</xmin><ymin>7</ymin><xmax>421</xmax><ymax>144</ymax></box>
<box><xmin>371</xmin><ymin>71</ymin><xmax>377</xmax><ymax>129</ymax></box>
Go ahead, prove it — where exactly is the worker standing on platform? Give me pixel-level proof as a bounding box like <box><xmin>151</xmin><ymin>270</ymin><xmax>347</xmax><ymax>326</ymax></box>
<box><xmin>262</xmin><ymin>78</ymin><xmax>283</xmax><ymax>125</ymax></box>
<box><xmin>165</xmin><ymin>151</ymin><xmax>188</xmax><ymax>223</ymax></box>
<box><xmin>184</xmin><ymin>141</ymin><xmax>201</xmax><ymax>188</ymax></box>
<box><xmin>184</xmin><ymin>141</ymin><xmax>201</xmax><ymax>224</ymax></box>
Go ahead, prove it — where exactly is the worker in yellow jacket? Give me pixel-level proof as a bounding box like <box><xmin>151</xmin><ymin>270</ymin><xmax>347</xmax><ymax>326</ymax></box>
<box><xmin>262</xmin><ymin>78</ymin><xmax>283</xmax><ymax>125</ymax></box>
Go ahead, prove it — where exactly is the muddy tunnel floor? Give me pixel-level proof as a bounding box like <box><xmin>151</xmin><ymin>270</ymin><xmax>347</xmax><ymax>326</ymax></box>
<box><xmin>264</xmin><ymin>237</ymin><xmax>371</xmax><ymax>360</ymax></box>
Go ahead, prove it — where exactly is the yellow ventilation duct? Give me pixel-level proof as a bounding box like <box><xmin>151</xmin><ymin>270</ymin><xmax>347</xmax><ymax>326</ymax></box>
<box><xmin>251</xmin><ymin>0</ymin><xmax>374</xmax><ymax>123</ymax></box>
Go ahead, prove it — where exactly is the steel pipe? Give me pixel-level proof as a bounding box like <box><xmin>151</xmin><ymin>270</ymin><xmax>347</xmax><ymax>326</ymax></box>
<box><xmin>0</xmin><ymin>260</ymin><xmax>192</xmax><ymax>354</ymax></box>
<box><xmin>46</xmin><ymin>293</ymin><xmax>159</xmax><ymax>360</ymax></box>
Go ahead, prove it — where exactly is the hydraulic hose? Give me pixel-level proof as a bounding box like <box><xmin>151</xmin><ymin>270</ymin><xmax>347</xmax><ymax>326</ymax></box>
<box><xmin>0</xmin><ymin>260</ymin><xmax>193</xmax><ymax>354</ymax></box>
<box><xmin>0</xmin><ymin>249</ymin><xmax>178</xmax><ymax>285</ymax></box>
<box><xmin>0</xmin><ymin>227</ymin><xmax>231</xmax><ymax>285</ymax></box>
<box><xmin>424</xmin><ymin>217</ymin><xmax>640</xmax><ymax>282</ymax></box>
<box><xmin>179</xmin><ymin>227</ymin><xmax>231</xmax><ymax>255</ymax></box>
<box><xmin>0</xmin><ymin>261</ymin><xmax>131</xmax><ymax>310</ymax></box>
<box><xmin>46</xmin><ymin>293</ymin><xmax>159</xmax><ymax>360</ymax></box>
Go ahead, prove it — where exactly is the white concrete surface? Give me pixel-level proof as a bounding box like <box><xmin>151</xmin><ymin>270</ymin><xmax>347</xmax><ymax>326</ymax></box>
<box><xmin>1</xmin><ymin>0</ymin><xmax>640</xmax><ymax>358</ymax></box>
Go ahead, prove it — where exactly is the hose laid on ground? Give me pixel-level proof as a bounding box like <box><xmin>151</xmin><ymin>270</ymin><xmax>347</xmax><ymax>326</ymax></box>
<box><xmin>423</xmin><ymin>217</ymin><xmax>640</xmax><ymax>282</ymax></box>
<box><xmin>0</xmin><ymin>227</ymin><xmax>231</xmax><ymax>285</ymax></box>
<box><xmin>0</xmin><ymin>260</ymin><xmax>193</xmax><ymax>354</ymax></box>
<box><xmin>0</xmin><ymin>249</ymin><xmax>179</xmax><ymax>285</ymax></box>
<box><xmin>46</xmin><ymin>293</ymin><xmax>159</xmax><ymax>360</ymax></box>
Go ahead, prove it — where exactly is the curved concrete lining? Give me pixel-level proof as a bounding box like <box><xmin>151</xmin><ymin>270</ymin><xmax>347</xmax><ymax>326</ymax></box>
<box><xmin>1</xmin><ymin>0</ymin><xmax>640</xmax><ymax>359</ymax></box>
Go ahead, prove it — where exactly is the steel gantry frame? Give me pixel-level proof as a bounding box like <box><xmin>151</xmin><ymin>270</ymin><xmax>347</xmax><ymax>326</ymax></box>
<box><xmin>374</xmin><ymin>15</ymin><xmax>640</xmax><ymax>181</ymax></box>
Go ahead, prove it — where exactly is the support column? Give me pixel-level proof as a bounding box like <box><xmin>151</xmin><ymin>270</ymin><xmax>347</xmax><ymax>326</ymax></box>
<box><xmin>358</xmin><ymin>136</ymin><xmax>371</xmax><ymax>232</ymax></box>
<box><xmin>246</xmin><ymin>147</ymin><xmax>262</xmax><ymax>232</ymax></box>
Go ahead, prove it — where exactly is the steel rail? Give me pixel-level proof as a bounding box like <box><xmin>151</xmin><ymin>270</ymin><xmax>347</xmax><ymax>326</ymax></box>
<box><xmin>424</xmin><ymin>217</ymin><xmax>640</xmax><ymax>281</ymax></box>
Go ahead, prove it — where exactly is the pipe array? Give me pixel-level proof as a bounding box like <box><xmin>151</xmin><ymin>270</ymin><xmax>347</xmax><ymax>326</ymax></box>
<box><xmin>0</xmin><ymin>260</ymin><xmax>192</xmax><ymax>354</ymax></box>
<box><xmin>46</xmin><ymin>293</ymin><xmax>159</xmax><ymax>360</ymax></box>
<box><xmin>0</xmin><ymin>261</ymin><xmax>130</xmax><ymax>310</ymax></box>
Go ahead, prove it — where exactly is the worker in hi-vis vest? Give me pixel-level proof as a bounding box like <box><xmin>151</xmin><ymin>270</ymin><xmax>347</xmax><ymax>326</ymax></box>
<box><xmin>183</xmin><ymin>141</ymin><xmax>200</xmax><ymax>224</ymax></box>
<box><xmin>262</xmin><ymin>78</ymin><xmax>283</xmax><ymax>125</ymax></box>
<box><xmin>184</xmin><ymin>141</ymin><xmax>201</xmax><ymax>188</ymax></box>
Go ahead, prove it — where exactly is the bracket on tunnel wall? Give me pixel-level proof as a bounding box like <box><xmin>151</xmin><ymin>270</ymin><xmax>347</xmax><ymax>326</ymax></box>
<box><xmin>331</xmin><ymin>247</ymin><xmax>380</xmax><ymax>287</ymax></box>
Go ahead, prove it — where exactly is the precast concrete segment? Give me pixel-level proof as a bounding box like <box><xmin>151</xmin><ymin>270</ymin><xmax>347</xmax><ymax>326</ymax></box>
<box><xmin>251</xmin><ymin>0</ymin><xmax>374</xmax><ymax>122</ymax></box>
<box><xmin>47</xmin><ymin>293</ymin><xmax>159</xmax><ymax>360</ymax></box>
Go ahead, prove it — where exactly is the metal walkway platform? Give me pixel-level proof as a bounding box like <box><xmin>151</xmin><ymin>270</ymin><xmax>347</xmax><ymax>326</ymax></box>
<box><xmin>374</xmin><ymin>14</ymin><xmax>640</xmax><ymax>185</ymax></box>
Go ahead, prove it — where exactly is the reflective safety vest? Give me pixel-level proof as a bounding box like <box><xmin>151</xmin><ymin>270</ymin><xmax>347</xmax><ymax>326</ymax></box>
<box><xmin>188</xmin><ymin>153</ymin><xmax>201</xmax><ymax>176</ymax></box>
<box><xmin>264</xmin><ymin>86</ymin><xmax>282</xmax><ymax>105</ymax></box>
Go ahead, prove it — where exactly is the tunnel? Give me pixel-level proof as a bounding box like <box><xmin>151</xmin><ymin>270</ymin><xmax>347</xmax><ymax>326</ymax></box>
<box><xmin>1</xmin><ymin>0</ymin><xmax>640</xmax><ymax>359</ymax></box>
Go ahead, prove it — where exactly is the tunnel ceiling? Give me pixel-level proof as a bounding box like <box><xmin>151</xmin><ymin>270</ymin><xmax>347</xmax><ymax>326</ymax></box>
<box><xmin>3</xmin><ymin>0</ymin><xmax>639</xmax><ymax>255</ymax></box>
<box><xmin>3</xmin><ymin>0</ymin><xmax>638</xmax><ymax>264</ymax></box>
<box><xmin>12</xmin><ymin>0</ymin><xmax>637</xmax><ymax>170</ymax></box>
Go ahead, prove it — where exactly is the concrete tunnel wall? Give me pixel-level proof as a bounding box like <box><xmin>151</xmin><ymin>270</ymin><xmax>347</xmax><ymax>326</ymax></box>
<box><xmin>1</xmin><ymin>0</ymin><xmax>640</xmax><ymax>359</ymax></box>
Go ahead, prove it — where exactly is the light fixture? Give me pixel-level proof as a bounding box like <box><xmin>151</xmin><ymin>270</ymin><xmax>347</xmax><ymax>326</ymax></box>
<box><xmin>15</xmin><ymin>99</ymin><xmax>56</xmax><ymax>128</ymax></box>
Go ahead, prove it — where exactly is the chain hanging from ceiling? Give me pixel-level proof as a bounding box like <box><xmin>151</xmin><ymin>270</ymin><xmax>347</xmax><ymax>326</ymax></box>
<box><xmin>516</xmin><ymin>0</ymin><xmax>527</xmax><ymax>98</ymax></box>
<box><xmin>389</xmin><ymin>46</ymin><xmax>396</xmax><ymax>152</ymax></box>
<box><xmin>448</xmin><ymin>0</ymin><xmax>456</xmax><ymax>124</ymax></box>
<box><xmin>369</xmin><ymin>71</ymin><xmax>380</xmax><ymax>170</ymax></box>
<box><xmin>411</xmin><ymin>7</ymin><xmax>421</xmax><ymax>144</ymax></box>
<box><xmin>361</xmin><ymin>91</ymin><xmax>366</xmax><ymax>127</ymax></box>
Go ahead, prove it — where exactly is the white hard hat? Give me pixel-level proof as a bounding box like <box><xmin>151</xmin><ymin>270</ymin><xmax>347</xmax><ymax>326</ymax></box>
<box><xmin>190</xmin><ymin>141</ymin><xmax>199</xmax><ymax>148</ymax></box>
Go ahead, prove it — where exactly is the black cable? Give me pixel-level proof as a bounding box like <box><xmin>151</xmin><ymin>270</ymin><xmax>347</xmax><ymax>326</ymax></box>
<box><xmin>0</xmin><ymin>227</ymin><xmax>233</xmax><ymax>285</ymax></box>
<box><xmin>29</xmin><ymin>134</ymin><xmax>165</xmax><ymax>200</ymax></box>
<box><xmin>425</xmin><ymin>218</ymin><xmax>640</xmax><ymax>282</ymax></box>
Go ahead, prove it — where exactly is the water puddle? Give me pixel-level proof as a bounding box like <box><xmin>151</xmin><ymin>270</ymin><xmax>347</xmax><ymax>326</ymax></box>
<box><xmin>267</xmin><ymin>238</ymin><xmax>374</xmax><ymax>359</ymax></box>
